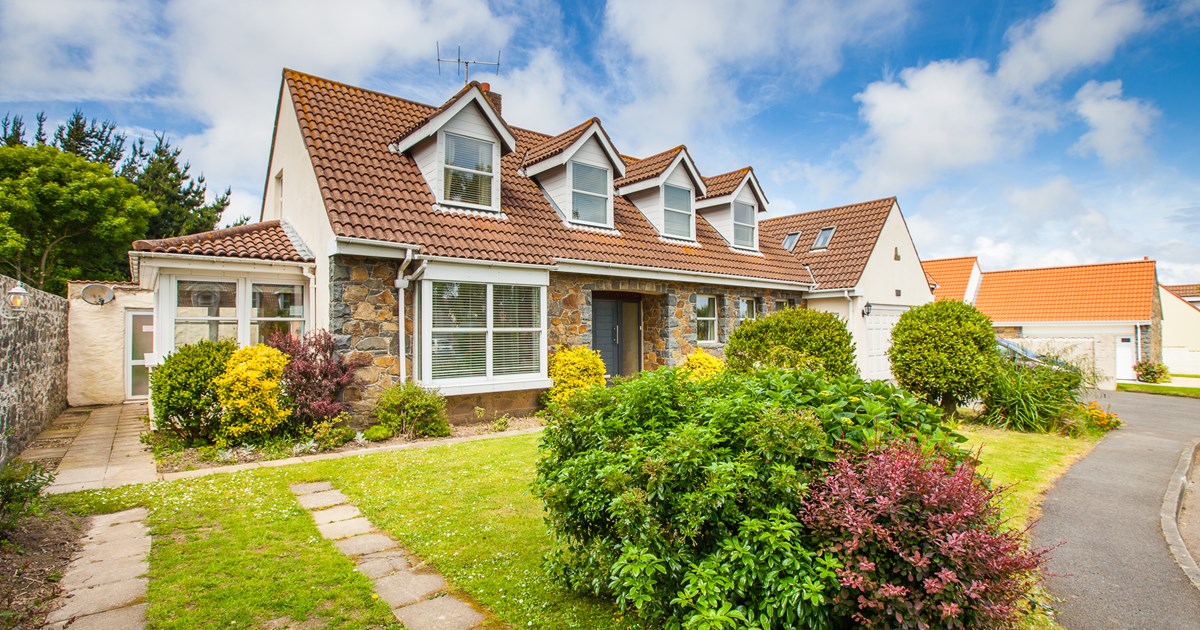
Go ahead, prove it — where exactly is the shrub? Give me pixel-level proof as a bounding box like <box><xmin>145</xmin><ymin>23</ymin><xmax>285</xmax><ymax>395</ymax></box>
<box><xmin>764</xmin><ymin>345</ymin><xmax>825</xmax><ymax>371</ymax></box>
<box><xmin>374</xmin><ymin>381</ymin><xmax>451</xmax><ymax>438</ymax></box>
<box><xmin>362</xmin><ymin>424</ymin><xmax>393</xmax><ymax>442</ymax></box>
<box><xmin>547</xmin><ymin>345</ymin><xmax>606</xmax><ymax>404</ymax></box>
<box><xmin>889</xmin><ymin>301</ymin><xmax>998</xmax><ymax>416</ymax></box>
<box><xmin>0</xmin><ymin>460</ymin><xmax>55</xmax><ymax>538</ymax></box>
<box><xmin>802</xmin><ymin>443</ymin><xmax>1044</xmax><ymax>628</ymax></box>
<box><xmin>213</xmin><ymin>344</ymin><xmax>291</xmax><ymax>444</ymax></box>
<box><xmin>303</xmin><ymin>413</ymin><xmax>356</xmax><ymax>451</ymax></box>
<box><xmin>1077</xmin><ymin>401</ymin><xmax>1123</xmax><ymax>433</ymax></box>
<box><xmin>533</xmin><ymin>367</ymin><xmax>963</xmax><ymax>627</ymax></box>
<box><xmin>1134</xmin><ymin>360</ymin><xmax>1169</xmax><ymax>383</ymax></box>
<box><xmin>981</xmin><ymin>358</ymin><xmax>1084</xmax><ymax>433</ymax></box>
<box><xmin>149</xmin><ymin>339</ymin><xmax>237</xmax><ymax>444</ymax></box>
<box><xmin>680</xmin><ymin>348</ymin><xmax>724</xmax><ymax>380</ymax></box>
<box><xmin>267</xmin><ymin>330</ymin><xmax>369</xmax><ymax>429</ymax></box>
<box><xmin>725</xmin><ymin>308</ymin><xmax>857</xmax><ymax>376</ymax></box>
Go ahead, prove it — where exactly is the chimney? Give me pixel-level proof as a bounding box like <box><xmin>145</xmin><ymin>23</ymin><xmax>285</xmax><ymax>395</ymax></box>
<box><xmin>480</xmin><ymin>82</ymin><xmax>502</xmax><ymax>115</ymax></box>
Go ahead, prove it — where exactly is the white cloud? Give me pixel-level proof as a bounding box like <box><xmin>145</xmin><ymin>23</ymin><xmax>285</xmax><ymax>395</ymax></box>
<box><xmin>1070</xmin><ymin>79</ymin><xmax>1158</xmax><ymax>165</ymax></box>
<box><xmin>1006</xmin><ymin>175</ymin><xmax>1084</xmax><ymax>223</ymax></box>
<box><xmin>492</xmin><ymin>48</ymin><xmax>587</xmax><ymax>133</ymax></box>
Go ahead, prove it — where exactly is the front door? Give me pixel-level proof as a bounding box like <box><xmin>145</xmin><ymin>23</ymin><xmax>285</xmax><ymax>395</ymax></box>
<box><xmin>126</xmin><ymin>310</ymin><xmax>154</xmax><ymax>400</ymax></box>
<box><xmin>1116</xmin><ymin>336</ymin><xmax>1136</xmax><ymax>380</ymax></box>
<box><xmin>592</xmin><ymin>298</ymin><xmax>641</xmax><ymax>377</ymax></box>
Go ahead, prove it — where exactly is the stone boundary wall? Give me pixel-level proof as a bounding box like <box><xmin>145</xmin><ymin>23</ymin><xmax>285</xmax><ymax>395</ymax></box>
<box><xmin>0</xmin><ymin>274</ymin><xmax>68</xmax><ymax>464</ymax></box>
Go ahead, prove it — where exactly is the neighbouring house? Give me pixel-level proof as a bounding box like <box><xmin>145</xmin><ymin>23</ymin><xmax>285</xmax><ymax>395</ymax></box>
<box><xmin>758</xmin><ymin>198</ymin><xmax>934</xmax><ymax>380</ymax></box>
<box><xmin>122</xmin><ymin>70</ymin><xmax>929</xmax><ymax>421</ymax></box>
<box><xmin>1160</xmin><ymin>284</ymin><xmax>1200</xmax><ymax>373</ymax></box>
<box><xmin>65</xmin><ymin>280</ymin><xmax>154</xmax><ymax>406</ymax></box>
<box><xmin>973</xmin><ymin>259</ymin><xmax>1163</xmax><ymax>389</ymax></box>
<box><xmin>921</xmin><ymin>256</ymin><xmax>982</xmax><ymax>303</ymax></box>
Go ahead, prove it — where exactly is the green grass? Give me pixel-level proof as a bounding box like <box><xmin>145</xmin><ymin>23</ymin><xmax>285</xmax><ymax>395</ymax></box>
<box><xmin>1117</xmin><ymin>382</ymin><xmax>1200</xmax><ymax>398</ymax></box>
<box><xmin>1170</xmin><ymin>373</ymin><xmax>1200</xmax><ymax>379</ymax></box>
<box><xmin>51</xmin><ymin>428</ymin><xmax>1096</xmax><ymax>629</ymax></box>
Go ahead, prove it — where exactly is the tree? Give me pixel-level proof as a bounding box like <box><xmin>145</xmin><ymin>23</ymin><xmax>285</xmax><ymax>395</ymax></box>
<box><xmin>887</xmin><ymin>301</ymin><xmax>998</xmax><ymax>416</ymax></box>
<box><xmin>0</xmin><ymin>145</ymin><xmax>155</xmax><ymax>294</ymax></box>
<box><xmin>1</xmin><ymin>114</ymin><xmax>25</xmax><ymax>147</ymax></box>
<box><xmin>121</xmin><ymin>133</ymin><xmax>229</xmax><ymax>238</ymax></box>
<box><xmin>724</xmin><ymin>307</ymin><xmax>858</xmax><ymax>376</ymax></box>
<box><xmin>52</xmin><ymin>109</ymin><xmax>126</xmax><ymax>168</ymax></box>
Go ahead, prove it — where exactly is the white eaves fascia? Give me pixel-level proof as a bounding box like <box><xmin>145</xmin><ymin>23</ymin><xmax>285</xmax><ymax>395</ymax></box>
<box><xmin>389</xmin><ymin>88</ymin><xmax>517</xmax><ymax>156</ymax></box>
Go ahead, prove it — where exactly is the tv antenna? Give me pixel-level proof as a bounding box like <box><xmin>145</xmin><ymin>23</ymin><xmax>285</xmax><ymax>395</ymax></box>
<box><xmin>437</xmin><ymin>43</ymin><xmax>501</xmax><ymax>84</ymax></box>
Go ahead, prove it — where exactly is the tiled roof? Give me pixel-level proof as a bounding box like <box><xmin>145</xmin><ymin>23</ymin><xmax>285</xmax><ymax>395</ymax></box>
<box><xmin>702</xmin><ymin>168</ymin><xmax>750</xmax><ymax>199</ymax></box>
<box><xmin>282</xmin><ymin>69</ymin><xmax>809</xmax><ymax>283</ymax></box>
<box><xmin>613</xmin><ymin>146</ymin><xmax>685</xmax><ymax>188</ymax></box>
<box><xmin>392</xmin><ymin>81</ymin><xmax>513</xmax><ymax>152</ymax></box>
<box><xmin>524</xmin><ymin>117</ymin><xmax>599</xmax><ymax>167</ymax></box>
<box><xmin>922</xmin><ymin>257</ymin><xmax>978</xmax><ymax>301</ymax></box>
<box><xmin>1164</xmin><ymin>284</ymin><xmax>1200</xmax><ymax>299</ymax></box>
<box><xmin>975</xmin><ymin>260</ymin><xmax>1157</xmax><ymax>323</ymax></box>
<box><xmin>759</xmin><ymin>198</ymin><xmax>896</xmax><ymax>290</ymax></box>
<box><xmin>132</xmin><ymin>220</ymin><xmax>312</xmax><ymax>262</ymax></box>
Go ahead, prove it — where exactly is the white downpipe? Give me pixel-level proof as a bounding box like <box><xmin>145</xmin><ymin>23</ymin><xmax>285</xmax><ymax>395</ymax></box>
<box><xmin>302</xmin><ymin>265</ymin><xmax>317</xmax><ymax>333</ymax></box>
<box><xmin>393</xmin><ymin>251</ymin><xmax>414</xmax><ymax>382</ymax></box>
<box><xmin>843</xmin><ymin>290</ymin><xmax>853</xmax><ymax>323</ymax></box>
<box><xmin>1135</xmin><ymin>325</ymin><xmax>1143</xmax><ymax>362</ymax></box>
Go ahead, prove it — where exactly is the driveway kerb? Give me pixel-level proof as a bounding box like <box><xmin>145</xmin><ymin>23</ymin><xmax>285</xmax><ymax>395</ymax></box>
<box><xmin>1162</xmin><ymin>438</ymin><xmax>1200</xmax><ymax>592</ymax></box>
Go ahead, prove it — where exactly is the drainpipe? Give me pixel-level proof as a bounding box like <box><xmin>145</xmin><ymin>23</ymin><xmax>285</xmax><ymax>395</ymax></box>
<box><xmin>302</xmin><ymin>265</ymin><xmax>317</xmax><ymax>332</ymax></box>
<box><xmin>1135</xmin><ymin>324</ymin><xmax>1143</xmax><ymax>362</ymax></box>
<box><xmin>843</xmin><ymin>289</ymin><xmax>853</xmax><ymax>323</ymax></box>
<box><xmin>393</xmin><ymin>251</ymin><xmax>414</xmax><ymax>382</ymax></box>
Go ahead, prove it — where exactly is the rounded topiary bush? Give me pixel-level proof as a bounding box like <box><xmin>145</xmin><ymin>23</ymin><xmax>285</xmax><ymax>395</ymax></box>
<box><xmin>680</xmin><ymin>347</ymin><xmax>724</xmax><ymax>380</ymax></box>
<box><xmin>888</xmin><ymin>301</ymin><xmax>998</xmax><ymax>416</ymax></box>
<box><xmin>149</xmin><ymin>339</ymin><xmax>237</xmax><ymax>445</ymax></box>
<box><xmin>374</xmin><ymin>381</ymin><xmax>451</xmax><ymax>438</ymax></box>
<box><xmin>725</xmin><ymin>308</ymin><xmax>857</xmax><ymax>376</ymax></box>
<box><xmin>213</xmin><ymin>344</ymin><xmax>291</xmax><ymax>444</ymax></box>
<box><xmin>546</xmin><ymin>345</ymin><xmax>606</xmax><ymax>404</ymax></box>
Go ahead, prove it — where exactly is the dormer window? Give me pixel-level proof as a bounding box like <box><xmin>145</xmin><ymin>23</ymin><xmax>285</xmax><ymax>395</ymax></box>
<box><xmin>571</xmin><ymin>161</ymin><xmax>610</xmax><ymax>225</ymax></box>
<box><xmin>733</xmin><ymin>201</ymin><xmax>756</xmax><ymax>249</ymax></box>
<box><xmin>443</xmin><ymin>132</ymin><xmax>495</xmax><ymax>209</ymax></box>
<box><xmin>782</xmin><ymin>232</ymin><xmax>801</xmax><ymax>251</ymax></box>
<box><xmin>812</xmin><ymin>227</ymin><xmax>835</xmax><ymax>250</ymax></box>
<box><xmin>663</xmin><ymin>184</ymin><xmax>694</xmax><ymax>239</ymax></box>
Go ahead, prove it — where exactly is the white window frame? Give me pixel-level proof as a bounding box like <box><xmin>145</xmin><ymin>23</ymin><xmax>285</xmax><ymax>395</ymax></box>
<box><xmin>812</xmin><ymin>227</ymin><xmax>835</xmax><ymax>250</ymax></box>
<box><xmin>439</xmin><ymin>130</ymin><xmax>500</xmax><ymax>212</ymax></box>
<box><xmin>782</xmin><ymin>231</ymin><xmax>801</xmax><ymax>251</ymax></box>
<box><xmin>126</xmin><ymin>309</ymin><xmax>154</xmax><ymax>401</ymax></box>
<box><xmin>737</xmin><ymin>297</ymin><xmax>758</xmax><ymax>321</ymax></box>
<box><xmin>569</xmin><ymin>160</ymin><xmax>613</xmax><ymax>227</ymax></box>
<box><xmin>663</xmin><ymin>183</ymin><xmax>695</xmax><ymax>240</ymax></box>
<box><xmin>696</xmin><ymin>294</ymin><xmax>718</xmax><ymax>343</ymax></box>
<box><xmin>166</xmin><ymin>275</ymin><xmax>308</xmax><ymax>353</ymax></box>
<box><xmin>732</xmin><ymin>201</ymin><xmax>757</xmax><ymax>249</ymax></box>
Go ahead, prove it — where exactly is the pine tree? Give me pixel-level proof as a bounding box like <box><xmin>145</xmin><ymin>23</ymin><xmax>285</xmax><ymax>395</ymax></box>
<box><xmin>52</xmin><ymin>109</ymin><xmax>126</xmax><ymax>168</ymax></box>
<box><xmin>120</xmin><ymin>133</ymin><xmax>230</xmax><ymax>239</ymax></box>
<box><xmin>1</xmin><ymin>114</ymin><xmax>25</xmax><ymax>147</ymax></box>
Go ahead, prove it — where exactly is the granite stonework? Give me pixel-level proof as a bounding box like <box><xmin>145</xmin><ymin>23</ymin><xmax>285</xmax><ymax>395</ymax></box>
<box><xmin>330</xmin><ymin>255</ymin><xmax>410</xmax><ymax>416</ymax></box>
<box><xmin>444</xmin><ymin>390</ymin><xmax>541</xmax><ymax>425</ymax></box>
<box><xmin>0</xmin><ymin>274</ymin><xmax>68</xmax><ymax>463</ymax></box>
<box><xmin>1142</xmin><ymin>286</ymin><xmax>1164</xmax><ymax>363</ymax></box>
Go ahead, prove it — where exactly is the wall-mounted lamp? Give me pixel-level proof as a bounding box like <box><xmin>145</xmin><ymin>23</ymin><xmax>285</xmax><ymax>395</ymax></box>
<box><xmin>861</xmin><ymin>302</ymin><xmax>872</xmax><ymax>318</ymax></box>
<box><xmin>1</xmin><ymin>284</ymin><xmax>30</xmax><ymax>320</ymax></box>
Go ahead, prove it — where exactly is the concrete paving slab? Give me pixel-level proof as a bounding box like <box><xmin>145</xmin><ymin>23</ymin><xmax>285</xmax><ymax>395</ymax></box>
<box><xmin>44</xmin><ymin>577</ymin><xmax>147</xmax><ymax>623</ymax></box>
<box><xmin>356</xmin><ymin>553</ymin><xmax>412</xmax><ymax>579</ymax></box>
<box><xmin>83</xmin><ymin>520</ymin><xmax>146</xmax><ymax>545</ymax></box>
<box><xmin>297</xmin><ymin>489</ymin><xmax>349</xmax><ymax>509</ymax></box>
<box><xmin>374</xmin><ymin>571</ymin><xmax>446</xmax><ymax>608</ymax></box>
<box><xmin>392</xmin><ymin>596</ymin><xmax>484</xmax><ymax>630</ymax></box>
<box><xmin>91</xmin><ymin>507</ymin><xmax>149</xmax><ymax>527</ymax></box>
<box><xmin>61</xmin><ymin>554</ymin><xmax>148</xmax><ymax>590</ymax></box>
<box><xmin>311</xmin><ymin>504</ymin><xmax>361</xmax><ymax>524</ymax></box>
<box><xmin>317</xmin><ymin>517</ymin><xmax>375</xmax><ymax>540</ymax></box>
<box><xmin>81</xmin><ymin>537</ymin><xmax>151</xmax><ymax>563</ymax></box>
<box><xmin>334</xmin><ymin>533</ymin><xmax>397</xmax><ymax>556</ymax></box>
<box><xmin>290</xmin><ymin>481</ymin><xmax>334</xmax><ymax>495</ymax></box>
<box><xmin>44</xmin><ymin>603</ymin><xmax>147</xmax><ymax>630</ymax></box>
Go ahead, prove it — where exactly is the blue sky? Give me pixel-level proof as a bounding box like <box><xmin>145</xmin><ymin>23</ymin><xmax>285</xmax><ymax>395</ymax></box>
<box><xmin>1</xmin><ymin>0</ymin><xmax>1198</xmax><ymax>282</ymax></box>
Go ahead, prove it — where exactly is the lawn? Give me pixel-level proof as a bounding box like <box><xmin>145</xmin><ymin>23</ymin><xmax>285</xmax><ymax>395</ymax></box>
<box><xmin>1117</xmin><ymin>382</ymin><xmax>1200</xmax><ymax>399</ymax></box>
<box><xmin>53</xmin><ymin>427</ymin><xmax>1097</xmax><ymax>629</ymax></box>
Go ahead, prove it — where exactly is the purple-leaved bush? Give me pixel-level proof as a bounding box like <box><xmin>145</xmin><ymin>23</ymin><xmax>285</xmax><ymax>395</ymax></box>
<box><xmin>267</xmin><ymin>330</ymin><xmax>368</xmax><ymax>427</ymax></box>
<box><xmin>802</xmin><ymin>444</ymin><xmax>1044</xmax><ymax>629</ymax></box>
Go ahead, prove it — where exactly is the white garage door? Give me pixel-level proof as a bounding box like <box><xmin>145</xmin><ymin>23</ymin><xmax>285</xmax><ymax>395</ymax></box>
<box><xmin>863</xmin><ymin>306</ymin><xmax>906</xmax><ymax>381</ymax></box>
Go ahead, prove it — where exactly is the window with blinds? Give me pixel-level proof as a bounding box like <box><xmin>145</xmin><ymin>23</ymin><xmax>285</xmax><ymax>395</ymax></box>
<box><xmin>571</xmin><ymin>161</ymin><xmax>609</xmax><ymax>225</ymax></box>
<box><xmin>663</xmin><ymin>184</ymin><xmax>693</xmax><ymax>239</ymax></box>
<box><xmin>430</xmin><ymin>281</ymin><xmax>542</xmax><ymax>381</ymax></box>
<box><xmin>733</xmin><ymin>201</ymin><xmax>756</xmax><ymax>248</ymax></box>
<box><xmin>443</xmin><ymin>132</ymin><xmax>494</xmax><ymax>208</ymax></box>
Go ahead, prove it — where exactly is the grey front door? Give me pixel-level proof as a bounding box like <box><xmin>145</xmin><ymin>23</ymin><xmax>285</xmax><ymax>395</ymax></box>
<box><xmin>592</xmin><ymin>298</ymin><xmax>640</xmax><ymax>377</ymax></box>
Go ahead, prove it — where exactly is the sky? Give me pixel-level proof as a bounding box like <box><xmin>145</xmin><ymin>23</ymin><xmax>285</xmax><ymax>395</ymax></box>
<box><xmin>1</xmin><ymin>0</ymin><xmax>1198</xmax><ymax>283</ymax></box>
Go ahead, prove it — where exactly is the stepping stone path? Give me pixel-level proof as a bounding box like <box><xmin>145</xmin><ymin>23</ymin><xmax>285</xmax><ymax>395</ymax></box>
<box><xmin>289</xmin><ymin>482</ymin><xmax>486</xmax><ymax>629</ymax></box>
<box><xmin>44</xmin><ymin>507</ymin><xmax>150</xmax><ymax>629</ymax></box>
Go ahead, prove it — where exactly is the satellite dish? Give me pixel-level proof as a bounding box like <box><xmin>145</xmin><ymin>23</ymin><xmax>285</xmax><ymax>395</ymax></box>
<box><xmin>80</xmin><ymin>283</ymin><xmax>115</xmax><ymax>306</ymax></box>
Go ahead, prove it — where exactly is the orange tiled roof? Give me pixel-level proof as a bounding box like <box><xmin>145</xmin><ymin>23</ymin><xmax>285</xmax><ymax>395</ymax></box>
<box><xmin>759</xmin><ymin>198</ymin><xmax>896</xmax><ymax>290</ymax></box>
<box><xmin>282</xmin><ymin>69</ymin><xmax>809</xmax><ymax>283</ymax></box>
<box><xmin>524</xmin><ymin>117</ymin><xmax>601</xmax><ymax>167</ymax></box>
<box><xmin>702</xmin><ymin>168</ymin><xmax>750</xmax><ymax>199</ymax></box>
<box><xmin>393</xmin><ymin>81</ymin><xmax>513</xmax><ymax>152</ymax></box>
<box><xmin>1164</xmin><ymin>284</ymin><xmax>1200</xmax><ymax>299</ymax></box>
<box><xmin>133</xmin><ymin>220</ymin><xmax>312</xmax><ymax>262</ymax></box>
<box><xmin>975</xmin><ymin>260</ymin><xmax>1157</xmax><ymax>322</ymax></box>
<box><xmin>922</xmin><ymin>257</ymin><xmax>978</xmax><ymax>301</ymax></box>
<box><xmin>613</xmin><ymin>146</ymin><xmax>685</xmax><ymax>188</ymax></box>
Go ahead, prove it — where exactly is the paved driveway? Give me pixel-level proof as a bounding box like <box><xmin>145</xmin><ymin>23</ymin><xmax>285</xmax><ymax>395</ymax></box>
<box><xmin>1032</xmin><ymin>391</ymin><xmax>1200</xmax><ymax>629</ymax></box>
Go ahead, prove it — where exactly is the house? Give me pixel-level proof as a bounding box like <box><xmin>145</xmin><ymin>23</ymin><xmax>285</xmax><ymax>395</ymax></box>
<box><xmin>758</xmin><ymin>198</ymin><xmax>934</xmax><ymax>380</ymax></box>
<box><xmin>973</xmin><ymin>260</ymin><xmax>1163</xmax><ymax>388</ymax></box>
<box><xmin>122</xmin><ymin>70</ymin><xmax>929</xmax><ymax>421</ymax></box>
<box><xmin>1160</xmin><ymin>284</ymin><xmax>1200</xmax><ymax>373</ymax></box>
<box><xmin>921</xmin><ymin>256</ymin><xmax>982</xmax><ymax>303</ymax></box>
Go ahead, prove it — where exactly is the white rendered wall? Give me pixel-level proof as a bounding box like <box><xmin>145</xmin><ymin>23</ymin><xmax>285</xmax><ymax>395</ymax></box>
<box><xmin>67</xmin><ymin>284</ymin><xmax>154</xmax><ymax>406</ymax></box>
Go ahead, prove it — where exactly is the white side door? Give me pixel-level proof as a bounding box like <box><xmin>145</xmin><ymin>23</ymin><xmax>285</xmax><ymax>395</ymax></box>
<box><xmin>863</xmin><ymin>306</ymin><xmax>905</xmax><ymax>380</ymax></box>
<box><xmin>126</xmin><ymin>310</ymin><xmax>154</xmax><ymax>400</ymax></box>
<box><xmin>1116</xmin><ymin>336</ymin><xmax>1136</xmax><ymax>380</ymax></box>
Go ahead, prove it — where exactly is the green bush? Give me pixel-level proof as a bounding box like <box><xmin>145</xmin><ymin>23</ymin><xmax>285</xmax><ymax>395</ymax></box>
<box><xmin>374</xmin><ymin>381</ymin><xmax>451</xmax><ymax>438</ymax></box>
<box><xmin>362</xmin><ymin>424</ymin><xmax>393</xmax><ymax>442</ymax></box>
<box><xmin>888</xmin><ymin>301</ymin><xmax>998</xmax><ymax>415</ymax></box>
<box><xmin>0</xmin><ymin>460</ymin><xmax>55</xmax><ymax>538</ymax></box>
<box><xmin>149</xmin><ymin>339</ymin><xmax>236</xmax><ymax>444</ymax></box>
<box><xmin>533</xmin><ymin>367</ymin><xmax>964</xmax><ymax>627</ymax></box>
<box><xmin>213</xmin><ymin>344</ymin><xmax>292</xmax><ymax>445</ymax></box>
<box><xmin>981</xmin><ymin>358</ymin><xmax>1084</xmax><ymax>433</ymax></box>
<box><xmin>725</xmin><ymin>308</ymin><xmax>857</xmax><ymax>376</ymax></box>
<box><xmin>547</xmin><ymin>345</ymin><xmax>607</xmax><ymax>404</ymax></box>
<box><xmin>1134</xmin><ymin>360</ymin><xmax>1169</xmax><ymax>383</ymax></box>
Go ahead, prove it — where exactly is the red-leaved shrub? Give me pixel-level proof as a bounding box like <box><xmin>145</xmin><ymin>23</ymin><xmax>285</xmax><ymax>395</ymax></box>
<box><xmin>267</xmin><ymin>330</ymin><xmax>367</xmax><ymax>427</ymax></box>
<box><xmin>802</xmin><ymin>444</ymin><xmax>1043</xmax><ymax>629</ymax></box>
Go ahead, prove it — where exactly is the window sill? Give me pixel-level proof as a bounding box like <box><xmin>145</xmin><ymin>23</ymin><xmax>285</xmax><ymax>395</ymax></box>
<box><xmin>422</xmin><ymin>376</ymin><xmax>553</xmax><ymax>396</ymax></box>
<box><xmin>439</xmin><ymin>200</ymin><xmax>501</xmax><ymax>213</ymax></box>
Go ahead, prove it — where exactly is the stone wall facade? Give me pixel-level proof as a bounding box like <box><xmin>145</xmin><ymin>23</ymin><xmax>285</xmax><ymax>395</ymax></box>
<box><xmin>0</xmin><ymin>275</ymin><xmax>68</xmax><ymax>463</ymax></box>
<box><xmin>329</xmin><ymin>255</ymin><xmax>406</xmax><ymax>417</ymax></box>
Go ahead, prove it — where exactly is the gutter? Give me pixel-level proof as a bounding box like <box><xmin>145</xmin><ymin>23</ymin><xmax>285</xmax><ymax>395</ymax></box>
<box><xmin>554</xmin><ymin>258</ymin><xmax>812</xmax><ymax>292</ymax></box>
<box><xmin>393</xmin><ymin>251</ymin><xmax>416</xmax><ymax>382</ymax></box>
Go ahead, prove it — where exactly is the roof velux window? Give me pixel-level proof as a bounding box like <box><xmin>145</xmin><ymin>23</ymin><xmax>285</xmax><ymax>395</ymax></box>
<box><xmin>663</xmin><ymin>184</ymin><xmax>694</xmax><ymax>239</ymax></box>
<box><xmin>782</xmin><ymin>231</ymin><xmax>801</xmax><ymax>251</ymax></box>
<box><xmin>443</xmin><ymin>132</ymin><xmax>494</xmax><ymax>208</ymax></box>
<box><xmin>571</xmin><ymin>161</ymin><xmax>609</xmax><ymax>225</ymax></box>
<box><xmin>812</xmin><ymin>227</ymin><xmax>835</xmax><ymax>250</ymax></box>
<box><xmin>733</xmin><ymin>201</ymin><xmax>756</xmax><ymax>248</ymax></box>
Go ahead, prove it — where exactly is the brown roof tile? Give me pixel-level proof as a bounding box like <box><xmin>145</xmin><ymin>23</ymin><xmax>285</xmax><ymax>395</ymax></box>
<box><xmin>283</xmin><ymin>70</ymin><xmax>808</xmax><ymax>283</ymax></box>
<box><xmin>1164</xmin><ymin>284</ymin><xmax>1200</xmax><ymax>299</ymax></box>
<box><xmin>524</xmin><ymin>117</ymin><xmax>600</xmax><ymax>167</ymax></box>
<box><xmin>133</xmin><ymin>220</ymin><xmax>311</xmax><ymax>262</ymax></box>
<box><xmin>921</xmin><ymin>257</ymin><xmax>978</xmax><ymax>301</ymax></box>
<box><xmin>702</xmin><ymin>168</ymin><xmax>750</xmax><ymax>199</ymax></box>
<box><xmin>759</xmin><ymin>198</ymin><xmax>895</xmax><ymax>289</ymax></box>
<box><xmin>613</xmin><ymin>146</ymin><xmax>686</xmax><ymax>189</ymax></box>
<box><xmin>392</xmin><ymin>81</ymin><xmax>514</xmax><ymax>152</ymax></box>
<box><xmin>975</xmin><ymin>260</ymin><xmax>1157</xmax><ymax>322</ymax></box>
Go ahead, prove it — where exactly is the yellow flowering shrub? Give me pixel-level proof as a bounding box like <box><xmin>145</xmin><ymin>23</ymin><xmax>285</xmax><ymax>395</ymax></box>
<box><xmin>213</xmin><ymin>344</ymin><xmax>291</xmax><ymax>444</ymax></box>
<box><xmin>682</xmin><ymin>348</ymin><xmax>725</xmax><ymax>380</ymax></box>
<box><xmin>547</xmin><ymin>345</ymin><xmax>606</xmax><ymax>405</ymax></box>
